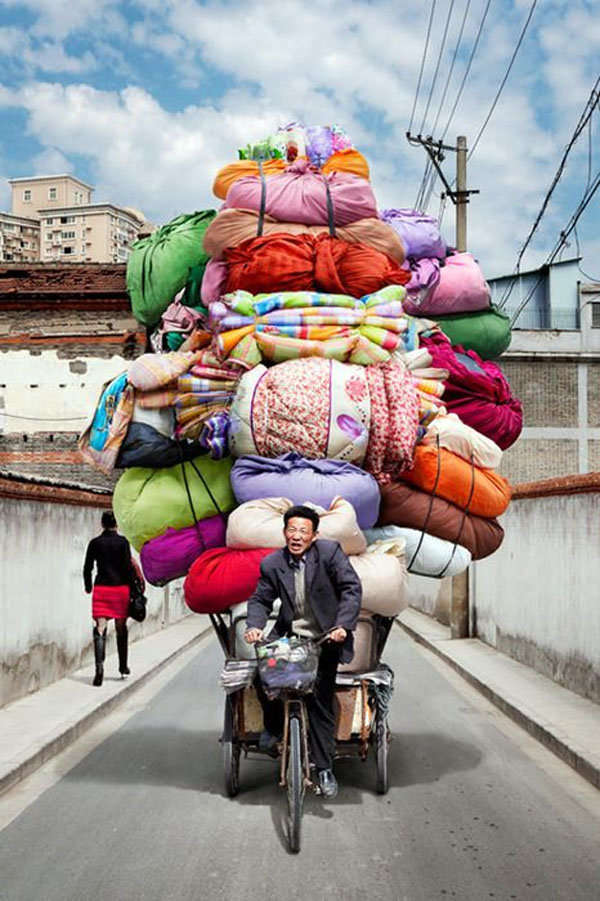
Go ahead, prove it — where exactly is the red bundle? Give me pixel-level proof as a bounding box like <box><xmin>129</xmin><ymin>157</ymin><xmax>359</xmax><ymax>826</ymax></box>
<box><xmin>223</xmin><ymin>233</ymin><xmax>411</xmax><ymax>298</ymax></box>
<box><xmin>184</xmin><ymin>546</ymin><xmax>275</xmax><ymax>614</ymax></box>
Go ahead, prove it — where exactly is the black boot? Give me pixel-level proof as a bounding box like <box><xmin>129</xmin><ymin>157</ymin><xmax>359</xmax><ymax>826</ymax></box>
<box><xmin>117</xmin><ymin>626</ymin><xmax>130</xmax><ymax>677</ymax></box>
<box><xmin>93</xmin><ymin>627</ymin><xmax>106</xmax><ymax>686</ymax></box>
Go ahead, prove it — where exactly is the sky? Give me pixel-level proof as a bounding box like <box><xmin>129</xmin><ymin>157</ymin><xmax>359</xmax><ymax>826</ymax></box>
<box><xmin>0</xmin><ymin>0</ymin><xmax>599</xmax><ymax>280</ymax></box>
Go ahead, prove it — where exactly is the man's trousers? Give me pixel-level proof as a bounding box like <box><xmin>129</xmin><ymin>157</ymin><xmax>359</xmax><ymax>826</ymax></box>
<box><xmin>256</xmin><ymin>641</ymin><xmax>341</xmax><ymax>771</ymax></box>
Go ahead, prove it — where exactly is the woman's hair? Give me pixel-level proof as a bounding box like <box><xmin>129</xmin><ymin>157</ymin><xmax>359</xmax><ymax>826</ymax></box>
<box><xmin>283</xmin><ymin>505</ymin><xmax>320</xmax><ymax>533</ymax></box>
<box><xmin>101</xmin><ymin>511</ymin><xmax>117</xmax><ymax>530</ymax></box>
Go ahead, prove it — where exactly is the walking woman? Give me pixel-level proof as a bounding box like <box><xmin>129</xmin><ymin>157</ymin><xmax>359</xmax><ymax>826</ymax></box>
<box><xmin>83</xmin><ymin>510</ymin><xmax>135</xmax><ymax>687</ymax></box>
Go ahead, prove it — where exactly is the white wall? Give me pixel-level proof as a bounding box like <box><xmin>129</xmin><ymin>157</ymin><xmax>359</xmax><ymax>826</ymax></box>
<box><xmin>0</xmin><ymin>349</ymin><xmax>128</xmax><ymax>434</ymax></box>
<box><xmin>471</xmin><ymin>493</ymin><xmax>600</xmax><ymax>702</ymax></box>
<box><xmin>0</xmin><ymin>495</ymin><xmax>189</xmax><ymax>707</ymax></box>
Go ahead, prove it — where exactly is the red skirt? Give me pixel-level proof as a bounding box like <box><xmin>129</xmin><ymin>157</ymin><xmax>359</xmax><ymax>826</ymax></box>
<box><xmin>92</xmin><ymin>584</ymin><xmax>130</xmax><ymax>619</ymax></box>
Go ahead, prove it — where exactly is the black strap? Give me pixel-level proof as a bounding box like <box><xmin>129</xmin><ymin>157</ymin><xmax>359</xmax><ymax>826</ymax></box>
<box><xmin>177</xmin><ymin>443</ymin><xmax>227</xmax><ymax>531</ymax></box>
<box><xmin>257</xmin><ymin>161</ymin><xmax>266</xmax><ymax>237</ymax></box>
<box><xmin>323</xmin><ymin>177</ymin><xmax>336</xmax><ymax>237</ymax></box>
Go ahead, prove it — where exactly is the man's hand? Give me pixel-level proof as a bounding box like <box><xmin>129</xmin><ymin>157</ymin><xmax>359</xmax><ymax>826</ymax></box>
<box><xmin>244</xmin><ymin>628</ymin><xmax>264</xmax><ymax>644</ymax></box>
<box><xmin>328</xmin><ymin>627</ymin><xmax>347</xmax><ymax>643</ymax></box>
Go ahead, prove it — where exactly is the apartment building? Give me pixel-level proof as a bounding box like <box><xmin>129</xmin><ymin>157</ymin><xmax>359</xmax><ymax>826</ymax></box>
<box><xmin>0</xmin><ymin>213</ymin><xmax>40</xmax><ymax>262</ymax></box>
<box><xmin>38</xmin><ymin>203</ymin><xmax>144</xmax><ymax>263</ymax></box>
<box><xmin>2</xmin><ymin>175</ymin><xmax>147</xmax><ymax>263</ymax></box>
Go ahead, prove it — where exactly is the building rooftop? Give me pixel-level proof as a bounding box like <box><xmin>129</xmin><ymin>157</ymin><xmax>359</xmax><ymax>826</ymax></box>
<box><xmin>0</xmin><ymin>211</ymin><xmax>42</xmax><ymax>225</ymax></box>
<box><xmin>8</xmin><ymin>174</ymin><xmax>94</xmax><ymax>190</ymax></box>
<box><xmin>37</xmin><ymin>203</ymin><xmax>146</xmax><ymax>222</ymax></box>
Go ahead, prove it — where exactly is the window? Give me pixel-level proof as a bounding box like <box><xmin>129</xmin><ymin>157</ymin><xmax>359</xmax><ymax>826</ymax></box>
<box><xmin>4</xmin><ymin>224</ymin><xmax>15</xmax><ymax>231</ymax></box>
<box><xmin>45</xmin><ymin>218</ymin><xmax>53</xmax><ymax>225</ymax></box>
<box><xmin>62</xmin><ymin>231</ymin><xmax>75</xmax><ymax>239</ymax></box>
<box><xmin>63</xmin><ymin>246</ymin><xmax>73</xmax><ymax>254</ymax></box>
<box><xmin>591</xmin><ymin>303</ymin><xmax>600</xmax><ymax>329</ymax></box>
<box><xmin>23</xmin><ymin>189</ymin><xmax>31</xmax><ymax>202</ymax></box>
<box><xmin>48</xmin><ymin>187</ymin><xmax>57</xmax><ymax>200</ymax></box>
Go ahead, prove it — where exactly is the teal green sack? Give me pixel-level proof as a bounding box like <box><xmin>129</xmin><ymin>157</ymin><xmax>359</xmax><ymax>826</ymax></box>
<box><xmin>126</xmin><ymin>211</ymin><xmax>216</xmax><ymax>326</ymax></box>
<box><xmin>113</xmin><ymin>456</ymin><xmax>234</xmax><ymax>551</ymax></box>
<box><xmin>433</xmin><ymin>305</ymin><xmax>511</xmax><ymax>359</ymax></box>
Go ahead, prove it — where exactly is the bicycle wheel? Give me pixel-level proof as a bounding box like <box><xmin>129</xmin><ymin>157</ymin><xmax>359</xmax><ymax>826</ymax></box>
<box><xmin>287</xmin><ymin>714</ymin><xmax>304</xmax><ymax>853</ymax></box>
<box><xmin>375</xmin><ymin>712</ymin><xmax>390</xmax><ymax>795</ymax></box>
<box><xmin>223</xmin><ymin>695</ymin><xmax>240</xmax><ymax>798</ymax></box>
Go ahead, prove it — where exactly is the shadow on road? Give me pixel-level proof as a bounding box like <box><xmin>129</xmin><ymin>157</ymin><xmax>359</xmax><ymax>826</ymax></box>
<box><xmin>63</xmin><ymin>725</ymin><xmax>481</xmax><ymax>851</ymax></box>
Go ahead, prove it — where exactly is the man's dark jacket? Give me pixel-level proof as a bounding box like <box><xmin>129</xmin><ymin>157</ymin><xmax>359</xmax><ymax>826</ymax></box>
<box><xmin>246</xmin><ymin>539</ymin><xmax>362</xmax><ymax>664</ymax></box>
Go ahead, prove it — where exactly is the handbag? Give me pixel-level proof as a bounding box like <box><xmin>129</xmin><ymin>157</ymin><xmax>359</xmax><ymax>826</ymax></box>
<box><xmin>128</xmin><ymin>559</ymin><xmax>147</xmax><ymax>622</ymax></box>
<box><xmin>128</xmin><ymin>580</ymin><xmax>147</xmax><ymax>622</ymax></box>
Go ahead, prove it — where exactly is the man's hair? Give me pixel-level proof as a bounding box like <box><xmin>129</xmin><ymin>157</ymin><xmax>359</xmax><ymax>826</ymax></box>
<box><xmin>283</xmin><ymin>505</ymin><xmax>320</xmax><ymax>533</ymax></box>
<box><xmin>101</xmin><ymin>511</ymin><xmax>117</xmax><ymax>530</ymax></box>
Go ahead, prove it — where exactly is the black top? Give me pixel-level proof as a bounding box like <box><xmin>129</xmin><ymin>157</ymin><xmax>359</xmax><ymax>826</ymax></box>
<box><xmin>83</xmin><ymin>529</ymin><xmax>133</xmax><ymax>593</ymax></box>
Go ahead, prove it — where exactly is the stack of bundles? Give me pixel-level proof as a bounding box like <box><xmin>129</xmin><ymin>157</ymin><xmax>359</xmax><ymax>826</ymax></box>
<box><xmin>380</xmin><ymin>209</ymin><xmax>511</xmax><ymax>360</ymax></box>
<box><xmin>78</xmin><ymin>120</ymin><xmax>520</xmax><ymax>626</ymax></box>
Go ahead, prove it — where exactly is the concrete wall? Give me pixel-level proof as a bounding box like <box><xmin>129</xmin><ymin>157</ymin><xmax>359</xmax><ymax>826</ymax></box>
<box><xmin>470</xmin><ymin>488</ymin><xmax>600</xmax><ymax>704</ymax></box>
<box><xmin>0</xmin><ymin>494</ymin><xmax>190</xmax><ymax>708</ymax></box>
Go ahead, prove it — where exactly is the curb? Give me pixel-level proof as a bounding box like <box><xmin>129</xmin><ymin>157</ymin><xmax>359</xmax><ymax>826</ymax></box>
<box><xmin>0</xmin><ymin>622</ymin><xmax>212</xmax><ymax>797</ymax></box>
<box><xmin>397</xmin><ymin>616</ymin><xmax>600</xmax><ymax>791</ymax></box>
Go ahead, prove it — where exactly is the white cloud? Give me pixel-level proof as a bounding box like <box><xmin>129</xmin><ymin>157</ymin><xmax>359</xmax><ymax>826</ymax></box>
<box><xmin>31</xmin><ymin>146</ymin><xmax>73</xmax><ymax>175</ymax></box>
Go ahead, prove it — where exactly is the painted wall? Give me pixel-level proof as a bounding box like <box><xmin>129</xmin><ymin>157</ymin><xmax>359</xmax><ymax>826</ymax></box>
<box><xmin>0</xmin><ymin>495</ymin><xmax>190</xmax><ymax>708</ymax></box>
<box><xmin>471</xmin><ymin>492</ymin><xmax>600</xmax><ymax>703</ymax></box>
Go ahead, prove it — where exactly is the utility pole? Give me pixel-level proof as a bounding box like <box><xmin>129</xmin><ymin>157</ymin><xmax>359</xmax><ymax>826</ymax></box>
<box><xmin>455</xmin><ymin>135</ymin><xmax>467</xmax><ymax>252</ymax></box>
<box><xmin>406</xmin><ymin>131</ymin><xmax>477</xmax><ymax>638</ymax></box>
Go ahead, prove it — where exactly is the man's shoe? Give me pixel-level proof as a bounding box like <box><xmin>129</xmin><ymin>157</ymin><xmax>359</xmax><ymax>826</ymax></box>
<box><xmin>258</xmin><ymin>730</ymin><xmax>280</xmax><ymax>755</ymax></box>
<box><xmin>317</xmin><ymin>769</ymin><xmax>338</xmax><ymax>799</ymax></box>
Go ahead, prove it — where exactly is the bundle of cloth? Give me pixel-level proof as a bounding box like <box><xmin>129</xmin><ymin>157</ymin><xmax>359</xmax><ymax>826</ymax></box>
<box><xmin>206</xmin><ymin>286</ymin><xmax>435</xmax><ymax>366</ymax></box>
<box><xmin>213</xmin><ymin>122</ymin><xmax>369</xmax><ymax>199</ymax></box>
<box><xmin>420</xmin><ymin>331</ymin><xmax>523</xmax><ymax>449</ymax></box>
<box><xmin>367</xmin><ymin>412</ymin><xmax>510</xmax><ymax>576</ymax></box>
<box><xmin>228</xmin><ymin>354</ymin><xmax>448</xmax><ymax>484</ymax></box>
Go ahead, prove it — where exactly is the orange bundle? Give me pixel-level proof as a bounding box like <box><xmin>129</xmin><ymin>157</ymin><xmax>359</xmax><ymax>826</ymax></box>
<box><xmin>399</xmin><ymin>445</ymin><xmax>511</xmax><ymax>518</ymax></box>
<box><xmin>223</xmin><ymin>233</ymin><xmax>411</xmax><ymax>298</ymax></box>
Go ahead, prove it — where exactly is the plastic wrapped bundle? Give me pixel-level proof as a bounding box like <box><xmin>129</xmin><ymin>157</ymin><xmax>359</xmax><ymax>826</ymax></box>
<box><xmin>184</xmin><ymin>547</ymin><xmax>274</xmax><ymax>614</ymax></box>
<box><xmin>420</xmin><ymin>332</ymin><xmax>523</xmax><ymax>449</ymax></box>
<box><xmin>226</xmin><ymin>496</ymin><xmax>367</xmax><ymax>555</ymax></box>
<box><xmin>230</xmin><ymin>453</ymin><xmax>380</xmax><ymax>529</ymax></box>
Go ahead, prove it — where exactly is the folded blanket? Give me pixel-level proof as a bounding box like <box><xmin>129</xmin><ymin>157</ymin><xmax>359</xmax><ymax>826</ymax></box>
<box><xmin>203</xmin><ymin>209</ymin><xmax>405</xmax><ymax>263</ymax></box>
<box><xmin>223</xmin><ymin>233</ymin><xmax>411</xmax><ymax>298</ymax></box>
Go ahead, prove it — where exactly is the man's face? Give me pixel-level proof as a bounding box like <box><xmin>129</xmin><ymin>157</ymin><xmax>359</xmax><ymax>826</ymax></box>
<box><xmin>284</xmin><ymin>516</ymin><xmax>317</xmax><ymax>557</ymax></box>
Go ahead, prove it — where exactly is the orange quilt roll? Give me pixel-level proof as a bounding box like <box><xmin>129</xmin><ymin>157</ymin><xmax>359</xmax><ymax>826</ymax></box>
<box><xmin>213</xmin><ymin>150</ymin><xmax>370</xmax><ymax>199</ymax></box>
<box><xmin>399</xmin><ymin>445</ymin><xmax>511</xmax><ymax>518</ymax></box>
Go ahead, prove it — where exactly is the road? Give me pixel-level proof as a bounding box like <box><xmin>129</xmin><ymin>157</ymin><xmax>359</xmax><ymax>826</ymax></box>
<box><xmin>1</xmin><ymin>627</ymin><xmax>599</xmax><ymax>901</ymax></box>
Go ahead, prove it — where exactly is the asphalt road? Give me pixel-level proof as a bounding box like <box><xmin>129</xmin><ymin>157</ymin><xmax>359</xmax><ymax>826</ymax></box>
<box><xmin>1</xmin><ymin>628</ymin><xmax>599</xmax><ymax>901</ymax></box>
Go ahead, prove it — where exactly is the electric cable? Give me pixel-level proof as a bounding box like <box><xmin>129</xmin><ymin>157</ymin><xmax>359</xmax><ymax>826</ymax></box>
<box><xmin>468</xmin><ymin>0</ymin><xmax>539</xmax><ymax>161</ymax></box>
<box><xmin>418</xmin><ymin>0</ymin><xmax>456</xmax><ymax>136</ymax></box>
<box><xmin>430</xmin><ymin>0</ymin><xmax>472</xmax><ymax>137</ymax></box>
<box><xmin>408</xmin><ymin>0</ymin><xmax>437</xmax><ymax>134</ymax></box>
<box><xmin>441</xmin><ymin>0</ymin><xmax>492</xmax><ymax>141</ymax></box>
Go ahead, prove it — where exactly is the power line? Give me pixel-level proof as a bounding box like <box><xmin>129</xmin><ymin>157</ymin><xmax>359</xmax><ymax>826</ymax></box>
<box><xmin>418</xmin><ymin>0</ymin><xmax>457</xmax><ymax>136</ymax></box>
<box><xmin>509</xmin><ymin>167</ymin><xmax>600</xmax><ymax>325</ymax></box>
<box><xmin>430</xmin><ymin>0</ymin><xmax>473</xmax><ymax>137</ymax></box>
<box><xmin>408</xmin><ymin>0</ymin><xmax>437</xmax><ymax>134</ymax></box>
<box><xmin>468</xmin><ymin>0</ymin><xmax>539</xmax><ymax>161</ymax></box>
<box><xmin>441</xmin><ymin>0</ymin><xmax>492</xmax><ymax>141</ymax></box>
<box><xmin>498</xmin><ymin>75</ymin><xmax>600</xmax><ymax>309</ymax></box>
<box><xmin>0</xmin><ymin>412</ymin><xmax>87</xmax><ymax>422</ymax></box>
